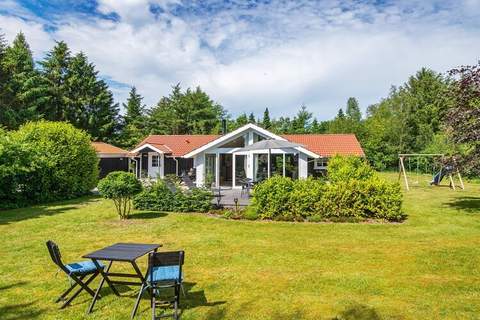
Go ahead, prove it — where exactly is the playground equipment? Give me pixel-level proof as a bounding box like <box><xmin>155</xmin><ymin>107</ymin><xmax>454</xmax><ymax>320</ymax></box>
<box><xmin>398</xmin><ymin>154</ymin><xmax>464</xmax><ymax>191</ymax></box>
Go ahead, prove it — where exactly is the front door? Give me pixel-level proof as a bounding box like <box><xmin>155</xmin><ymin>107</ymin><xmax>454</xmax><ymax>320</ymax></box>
<box><xmin>148</xmin><ymin>153</ymin><xmax>163</xmax><ymax>178</ymax></box>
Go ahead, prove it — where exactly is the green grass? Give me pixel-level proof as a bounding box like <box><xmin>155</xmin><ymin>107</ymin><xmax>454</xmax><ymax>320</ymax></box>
<box><xmin>1</xmin><ymin>173</ymin><xmax>479</xmax><ymax>319</ymax></box>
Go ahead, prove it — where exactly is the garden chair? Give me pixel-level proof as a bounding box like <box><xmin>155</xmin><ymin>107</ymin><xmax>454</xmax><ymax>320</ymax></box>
<box><xmin>46</xmin><ymin>240</ymin><xmax>104</xmax><ymax>309</ymax></box>
<box><xmin>131</xmin><ymin>251</ymin><xmax>185</xmax><ymax>320</ymax></box>
<box><xmin>181</xmin><ymin>173</ymin><xmax>196</xmax><ymax>190</ymax></box>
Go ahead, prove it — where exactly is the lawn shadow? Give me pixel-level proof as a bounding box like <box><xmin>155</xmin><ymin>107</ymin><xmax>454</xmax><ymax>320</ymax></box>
<box><xmin>0</xmin><ymin>300</ymin><xmax>45</xmax><ymax>320</ymax></box>
<box><xmin>0</xmin><ymin>282</ymin><xmax>46</xmax><ymax>319</ymax></box>
<box><xmin>446</xmin><ymin>196</ymin><xmax>480</xmax><ymax>213</ymax></box>
<box><xmin>130</xmin><ymin>211</ymin><xmax>169</xmax><ymax>219</ymax></box>
<box><xmin>332</xmin><ymin>303</ymin><xmax>382</xmax><ymax>320</ymax></box>
<box><xmin>135</xmin><ymin>282</ymin><xmax>226</xmax><ymax>318</ymax></box>
<box><xmin>0</xmin><ymin>196</ymin><xmax>100</xmax><ymax>225</ymax></box>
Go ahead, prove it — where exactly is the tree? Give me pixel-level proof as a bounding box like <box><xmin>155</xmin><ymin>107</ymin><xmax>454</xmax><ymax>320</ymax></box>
<box><xmin>65</xmin><ymin>52</ymin><xmax>119</xmax><ymax>141</ymax></box>
<box><xmin>445</xmin><ymin>62</ymin><xmax>480</xmax><ymax>175</ymax></box>
<box><xmin>40</xmin><ymin>41</ymin><xmax>71</xmax><ymax>121</ymax></box>
<box><xmin>98</xmin><ymin>171</ymin><xmax>142</xmax><ymax>219</ymax></box>
<box><xmin>248</xmin><ymin>112</ymin><xmax>256</xmax><ymax>124</ymax></box>
<box><xmin>346</xmin><ymin>97</ymin><xmax>362</xmax><ymax>122</ymax></box>
<box><xmin>119</xmin><ymin>86</ymin><xmax>147</xmax><ymax>147</ymax></box>
<box><xmin>262</xmin><ymin>108</ymin><xmax>271</xmax><ymax>129</ymax></box>
<box><xmin>4</xmin><ymin>121</ymin><xmax>99</xmax><ymax>207</ymax></box>
<box><xmin>0</xmin><ymin>32</ymin><xmax>47</xmax><ymax>129</ymax></box>
<box><xmin>291</xmin><ymin>105</ymin><xmax>312</xmax><ymax>133</ymax></box>
<box><xmin>148</xmin><ymin>84</ymin><xmax>224</xmax><ymax>135</ymax></box>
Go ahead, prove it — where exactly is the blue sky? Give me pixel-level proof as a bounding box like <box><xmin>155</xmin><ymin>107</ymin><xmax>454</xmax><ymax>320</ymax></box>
<box><xmin>1</xmin><ymin>0</ymin><xmax>479</xmax><ymax>119</ymax></box>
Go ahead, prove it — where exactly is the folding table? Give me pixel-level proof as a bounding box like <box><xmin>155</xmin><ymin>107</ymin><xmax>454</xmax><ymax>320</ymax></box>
<box><xmin>83</xmin><ymin>242</ymin><xmax>161</xmax><ymax>314</ymax></box>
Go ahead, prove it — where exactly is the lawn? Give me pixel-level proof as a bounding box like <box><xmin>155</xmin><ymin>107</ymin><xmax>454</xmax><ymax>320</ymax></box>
<box><xmin>1</xmin><ymin>173</ymin><xmax>479</xmax><ymax>320</ymax></box>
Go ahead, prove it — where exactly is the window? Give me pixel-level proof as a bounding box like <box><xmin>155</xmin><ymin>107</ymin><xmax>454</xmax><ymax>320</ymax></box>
<box><xmin>151</xmin><ymin>155</ymin><xmax>160</xmax><ymax>167</ymax></box>
<box><xmin>314</xmin><ymin>157</ymin><xmax>328</xmax><ymax>169</ymax></box>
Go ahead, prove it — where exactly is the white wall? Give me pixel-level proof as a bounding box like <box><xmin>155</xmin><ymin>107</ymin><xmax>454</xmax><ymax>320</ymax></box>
<box><xmin>194</xmin><ymin>154</ymin><xmax>204</xmax><ymax>187</ymax></box>
<box><xmin>299</xmin><ymin>153</ymin><xmax>308</xmax><ymax>179</ymax></box>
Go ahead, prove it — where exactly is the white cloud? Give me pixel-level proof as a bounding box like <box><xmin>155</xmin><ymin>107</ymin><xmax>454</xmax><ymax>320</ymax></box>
<box><xmin>0</xmin><ymin>0</ymin><xmax>479</xmax><ymax>119</ymax></box>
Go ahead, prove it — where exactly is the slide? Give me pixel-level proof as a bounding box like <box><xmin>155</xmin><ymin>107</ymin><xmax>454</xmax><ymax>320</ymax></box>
<box><xmin>430</xmin><ymin>165</ymin><xmax>453</xmax><ymax>186</ymax></box>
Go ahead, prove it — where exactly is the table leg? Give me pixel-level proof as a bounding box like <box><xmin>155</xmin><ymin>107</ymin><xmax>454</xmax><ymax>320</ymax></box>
<box><xmin>87</xmin><ymin>261</ymin><xmax>117</xmax><ymax>314</ymax></box>
<box><xmin>96</xmin><ymin>259</ymin><xmax>121</xmax><ymax>296</ymax></box>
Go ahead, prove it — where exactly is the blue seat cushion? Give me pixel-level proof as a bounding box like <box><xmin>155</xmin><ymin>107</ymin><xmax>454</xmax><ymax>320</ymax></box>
<box><xmin>66</xmin><ymin>261</ymin><xmax>104</xmax><ymax>275</ymax></box>
<box><xmin>148</xmin><ymin>266</ymin><xmax>182</xmax><ymax>283</ymax></box>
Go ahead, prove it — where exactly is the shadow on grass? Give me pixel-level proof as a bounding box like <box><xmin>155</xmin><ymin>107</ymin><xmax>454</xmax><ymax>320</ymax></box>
<box><xmin>0</xmin><ymin>196</ymin><xmax>100</xmax><ymax>225</ymax></box>
<box><xmin>0</xmin><ymin>301</ymin><xmax>45</xmax><ymax>320</ymax></box>
<box><xmin>446</xmin><ymin>196</ymin><xmax>480</xmax><ymax>213</ymax></box>
<box><xmin>130</xmin><ymin>211</ymin><xmax>169</xmax><ymax>219</ymax></box>
<box><xmin>332</xmin><ymin>303</ymin><xmax>382</xmax><ymax>320</ymax></box>
<box><xmin>134</xmin><ymin>282</ymin><xmax>226</xmax><ymax>318</ymax></box>
<box><xmin>0</xmin><ymin>281</ymin><xmax>28</xmax><ymax>291</ymax></box>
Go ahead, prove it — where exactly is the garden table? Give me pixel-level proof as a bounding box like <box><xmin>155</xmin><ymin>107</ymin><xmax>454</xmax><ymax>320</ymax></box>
<box><xmin>83</xmin><ymin>242</ymin><xmax>161</xmax><ymax>314</ymax></box>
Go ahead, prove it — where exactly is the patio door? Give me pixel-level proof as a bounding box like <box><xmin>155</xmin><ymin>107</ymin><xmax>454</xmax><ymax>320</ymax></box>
<box><xmin>205</xmin><ymin>154</ymin><xmax>216</xmax><ymax>187</ymax></box>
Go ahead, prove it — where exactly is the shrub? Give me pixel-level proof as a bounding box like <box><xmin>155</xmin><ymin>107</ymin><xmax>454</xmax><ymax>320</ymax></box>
<box><xmin>1</xmin><ymin>121</ymin><xmax>98</xmax><ymax>209</ymax></box>
<box><xmin>327</xmin><ymin>155</ymin><xmax>376</xmax><ymax>183</ymax></box>
<box><xmin>251</xmin><ymin>175</ymin><xmax>294</xmax><ymax>220</ymax></box>
<box><xmin>249</xmin><ymin>156</ymin><xmax>404</xmax><ymax>222</ymax></box>
<box><xmin>133</xmin><ymin>179</ymin><xmax>213</xmax><ymax>213</ymax></box>
<box><xmin>98</xmin><ymin>171</ymin><xmax>142</xmax><ymax>219</ymax></box>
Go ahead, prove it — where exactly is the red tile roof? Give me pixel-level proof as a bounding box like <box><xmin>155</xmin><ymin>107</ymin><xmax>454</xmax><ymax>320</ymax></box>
<box><xmin>135</xmin><ymin>133</ymin><xmax>364</xmax><ymax>157</ymax></box>
<box><xmin>137</xmin><ymin>135</ymin><xmax>220</xmax><ymax>156</ymax></box>
<box><xmin>92</xmin><ymin>142</ymin><xmax>128</xmax><ymax>155</ymax></box>
<box><xmin>283</xmin><ymin>134</ymin><xmax>364</xmax><ymax>157</ymax></box>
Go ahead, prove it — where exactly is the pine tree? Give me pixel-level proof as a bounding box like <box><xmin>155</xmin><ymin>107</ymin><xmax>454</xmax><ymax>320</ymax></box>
<box><xmin>262</xmin><ymin>107</ymin><xmax>271</xmax><ymax>129</ymax></box>
<box><xmin>40</xmin><ymin>41</ymin><xmax>71</xmax><ymax>121</ymax></box>
<box><xmin>291</xmin><ymin>105</ymin><xmax>312</xmax><ymax>133</ymax></box>
<box><xmin>119</xmin><ymin>86</ymin><xmax>147</xmax><ymax>147</ymax></box>
<box><xmin>1</xmin><ymin>32</ymin><xmax>47</xmax><ymax>129</ymax></box>
<box><xmin>148</xmin><ymin>84</ymin><xmax>224</xmax><ymax>135</ymax></box>
<box><xmin>235</xmin><ymin>113</ymin><xmax>248</xmax><ymax>127</ymax></box>
<box><xmin>66</xmin><ymin>52</ymin><xmax>119</xmax><ymax>141</ymax></box>
<box><xmin>248</xmin><ymin>112</ymin><xmax>256</xmax><ymax>124</ymax></box>
<box><xmin>346</xmin><ymin>97</ymin><xmax>362</xmax><ymax>122</ymax></box>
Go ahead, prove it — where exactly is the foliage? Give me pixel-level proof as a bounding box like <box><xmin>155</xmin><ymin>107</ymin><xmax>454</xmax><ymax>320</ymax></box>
<box><xmin>0</xmin><ymin>121</ymin><xmax>98</xmax><ymax>209</ymax></box>
<box><xmin>327</xmin><ymin>155</ymin><xmax>376</xmax><ymax>183</ymax></box>
<box><xmin>133</xmin><ymin>179</ymin><xmax>213</xmax><ymax>213</ymax></box>
<box><xmin>251</xmin><ymin>156</ymin><xmax>403</xmax><ymax>222</ymax></box>
<box><xmin>147</xmin><ymin>84</ymin><xmax>225</xmax><ymax>135</ymax></box>
<box><xmin>251</xmin><ymin>175</ymin><xmax>295</xmax><ymax>220</ymax></box>
<box><xmin>97</xmin><ymin>171</ymin><xmax>142</xmax><ymax>219</ymax></box>
<box><xmin>118</xmin><ymin>86</ymin><xmax>147</xmax><ymax>148</ymax></box>
<box><xmin>445</xmin><ymin>62</ymin><xmax>480</xmax><ymax>175</ymax></box>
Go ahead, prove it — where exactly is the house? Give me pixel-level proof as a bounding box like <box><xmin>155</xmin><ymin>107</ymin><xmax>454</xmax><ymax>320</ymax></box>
<box><xmin>129</xmin><ymin>124</ymin><xmax>364</xmax><ymax>188</ymax></box>
<box><xmin>92</xmin><ymin>142</ymin><xmax>130</xmax><ymax>178</ymax></box>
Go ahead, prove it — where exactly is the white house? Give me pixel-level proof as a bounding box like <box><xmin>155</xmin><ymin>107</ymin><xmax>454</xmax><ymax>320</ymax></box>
<box><xmin>129</xmin><ymin>123</ymin><xmax>364</xmax><ymax>188</ymax></box>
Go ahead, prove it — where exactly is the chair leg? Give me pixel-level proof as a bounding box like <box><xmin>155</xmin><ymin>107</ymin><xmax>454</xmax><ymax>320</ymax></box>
<box><xmin>56</xmin><ymin>276</ymin><xmax>82</xmax><ymax>302</ymax></box>
<box><xmin>180</xmin><ymin>283</ymin><xmax>186</xmax><ymax>298</ymax></box>
<box><xmin>151</xmin><ymin>290</ymin><xmax>156</xmax><ymax>320</ymax></box>
<box><xmin>131</xmin><ymin>282</ymin><xmax>146</xmax><ymax>319</ymax></box>
<box><xmin>60</xmin><ymin>272</ymin><xmax>99</xmax><ymax>308</ymax></box>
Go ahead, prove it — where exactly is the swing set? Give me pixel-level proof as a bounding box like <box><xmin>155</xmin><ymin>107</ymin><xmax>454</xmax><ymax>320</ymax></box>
<box><xmin>398</xmin><ymin>154</ymin><xmax>464</xmax><ymax>191</ymax></box>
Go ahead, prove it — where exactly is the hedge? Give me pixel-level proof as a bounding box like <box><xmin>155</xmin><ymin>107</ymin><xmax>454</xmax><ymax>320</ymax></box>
<box><xmin>251</xmin><ymin>156</ymin><xmax>404</xmax><ymax>222</ymax></box>
<box><xmin>133</xmin><ymin>179</ymin><xmax>213</xmax><ymax>213</ymax></box>
<box><xmin>0</xmin><ymin>121</ymin><xmax>98</xmax><ymax>208</ymax></box>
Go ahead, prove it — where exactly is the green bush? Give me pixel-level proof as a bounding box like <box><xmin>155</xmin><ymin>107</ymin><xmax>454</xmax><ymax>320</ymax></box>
<box><xmin>250</xmin><ymin>156</ymin><xmax>404</xmax><ymax>222</ymax></box>
<box><xmin>0</xmin><ymin>121</ymin><xmax>98</xmax><ymax>208</ymax></box>
<box><xmin>98</xmin><ymin>171</ymin><xmax>142</xmax><ymax>219</ymax></box>
<box><xmin>251</xmin><ymin>175</ymin><xmax>294</xmax><ymax>220</ymax></box>
<box><xmin>327</xmin><ymin>155</ymin><xmax>376</xmax><ymax>183</ymax></box>
<box><xmin>133</xmin><ymin>179</ymin><xmax>213</xmax><ymax>213</ymax></box>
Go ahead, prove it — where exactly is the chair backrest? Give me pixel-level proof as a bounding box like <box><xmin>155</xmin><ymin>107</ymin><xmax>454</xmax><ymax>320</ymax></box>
<box><xmin>46</xmin><ymin>240</ymin><xmax>63</xmax><ymax>267</ymax></box>
<box><xmin>181</xmin><ymin>174</ymin><xmax>195</xmax><ymax>190</ymax></box>
<box><xmin>149</xmin><ymin>251</ymin><xmax>185</xmax><ymax>283</ymax></box>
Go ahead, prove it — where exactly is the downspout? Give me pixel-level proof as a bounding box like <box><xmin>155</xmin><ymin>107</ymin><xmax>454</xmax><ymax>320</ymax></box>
<box><xmin>173</xmin><ymin>157</ymin><xmax>179</xmax><ymax>176</ymax></box>
<box><xmin>130</xmin><ymin>157</ymin><xmax>139</xmax><ymax>178</ymax></box>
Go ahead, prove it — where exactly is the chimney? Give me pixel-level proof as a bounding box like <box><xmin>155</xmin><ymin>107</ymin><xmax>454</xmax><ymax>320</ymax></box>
<box><xmin>221</xmin><ymin>119</ymin><xmax>227</xmax><ymax>135</ymax></box>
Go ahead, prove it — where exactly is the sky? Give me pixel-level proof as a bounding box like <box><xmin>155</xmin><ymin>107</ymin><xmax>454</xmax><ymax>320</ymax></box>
<box><xmin>1</xmin><ymin>0</ymin><xmax>479</xmax><ymax>120</ymax></box>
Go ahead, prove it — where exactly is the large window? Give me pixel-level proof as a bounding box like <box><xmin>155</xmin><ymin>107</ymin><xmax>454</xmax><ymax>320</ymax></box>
<box><xmin>235</xmin><ymin>154</ymin><xmax>247</xmax><ymax>183</ymax></box>
<box><xmin>253</xmin><ymin>154</ymin><xmax>269</xmax><ymax>182</ymax></box>
<box><xmin>205</xmin><ymin>154</ymin><xmax>216</xmax><ymax>186</ymax></box>
<box><xmin>285</xmin><ymin>154</ymin><xmax>298</xmax><ymax>179</ymax></box>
